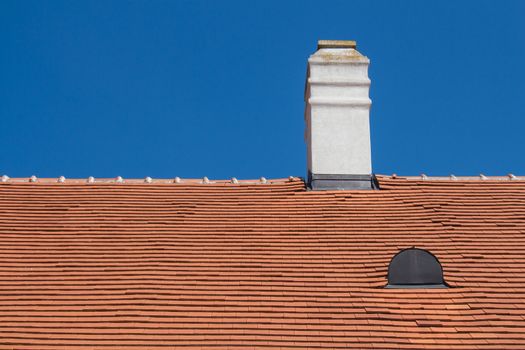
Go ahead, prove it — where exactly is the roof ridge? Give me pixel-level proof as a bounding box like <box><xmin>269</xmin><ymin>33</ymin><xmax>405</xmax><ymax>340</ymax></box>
<box><xmin>379</xmin><ymin>174</ymin><xmax>525</xmax><ymax>181</ymax></box>
<box><xmin>0</xmin><ymin>175</ymin><xmax>303</xmax><ymax>185</ymax></box>
<box><xmin>3</xmin><ymin>174</ymin><xmax>525</xmax><ymax>185</ymax></box>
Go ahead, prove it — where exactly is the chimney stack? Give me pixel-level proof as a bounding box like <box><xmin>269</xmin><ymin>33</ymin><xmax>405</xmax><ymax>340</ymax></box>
<box><xmin>305</xmin><ymin>40</ymin><xmax>374</xmax><ymax>190</ymax></box>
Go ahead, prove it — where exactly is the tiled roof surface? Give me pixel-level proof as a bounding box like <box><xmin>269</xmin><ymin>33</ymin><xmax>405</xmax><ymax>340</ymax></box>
<box><xmin>0</xmin><ymin>175</ymin><xmax>525</xmax><ymax>349</ymax></box>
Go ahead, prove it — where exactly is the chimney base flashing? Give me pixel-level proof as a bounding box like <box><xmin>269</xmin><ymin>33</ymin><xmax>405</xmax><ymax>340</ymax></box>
<box><xmin>308</xmin><ymin>173</ymin><xmax>378</xmax><ymax>190</ymax></box>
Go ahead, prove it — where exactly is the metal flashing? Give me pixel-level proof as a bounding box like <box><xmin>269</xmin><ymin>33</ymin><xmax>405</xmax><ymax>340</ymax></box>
<box><xmin>385</xmin><ymin>283</ymin><xmax>447</xmax><ymax>289</ymax></box>
<box><xmin>308</xmin><ymin>173</ymin><xmax>379</xmax><ymax>190</ymax></box>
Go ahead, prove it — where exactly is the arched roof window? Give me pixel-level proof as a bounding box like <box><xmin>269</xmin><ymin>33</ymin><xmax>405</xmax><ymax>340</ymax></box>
<box><xmin>387</xmin><ymin>248</ymin><xmax>447</xmax><ymax>288</ymax></box>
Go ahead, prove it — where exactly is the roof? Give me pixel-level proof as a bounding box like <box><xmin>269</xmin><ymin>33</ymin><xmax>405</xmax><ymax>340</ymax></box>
<box><xmin>1</xmin><ymin>175</ymin><xmax>525</xmax><ymax>349</ymax></box>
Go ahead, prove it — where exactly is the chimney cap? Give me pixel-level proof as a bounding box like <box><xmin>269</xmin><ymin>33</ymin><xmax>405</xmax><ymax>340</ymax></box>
<box><xmin>317</xmin><ymin>40</ymin><xmax>357</xmax><ymax>50</ymax></box>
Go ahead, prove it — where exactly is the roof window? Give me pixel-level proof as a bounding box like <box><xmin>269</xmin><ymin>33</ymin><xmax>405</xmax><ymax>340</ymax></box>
<box><xmin>386</xmin><ymin>248</ymin><xmax>447</xmax><ymax>288</ymax></box>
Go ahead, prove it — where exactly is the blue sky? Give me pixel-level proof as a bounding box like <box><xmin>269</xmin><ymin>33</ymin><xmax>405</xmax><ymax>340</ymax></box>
<box><xmin>1</xmin><ymin>1</ymin><xmax>524</xmax><ymax>179</ymax></box>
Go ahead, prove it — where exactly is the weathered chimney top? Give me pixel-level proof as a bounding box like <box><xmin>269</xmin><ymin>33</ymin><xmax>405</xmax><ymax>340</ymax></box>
<box><xmin>317</xmin><ymin>40</ymin><xmax>357</xmax><ymax>50</ymax></box>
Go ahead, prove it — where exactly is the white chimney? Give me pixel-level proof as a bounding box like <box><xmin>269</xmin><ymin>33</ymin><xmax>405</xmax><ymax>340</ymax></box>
<box><xmin>305</xmin><ymin>40</ymin><xmax>374</xmax><ymax>190</ymax></box>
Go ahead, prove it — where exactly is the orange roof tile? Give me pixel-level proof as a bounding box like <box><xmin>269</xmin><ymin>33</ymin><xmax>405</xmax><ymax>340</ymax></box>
<box><xmin>0</xmin><ymin>175</ymin><xmax>525</xmax><ymax>349</ymax></box>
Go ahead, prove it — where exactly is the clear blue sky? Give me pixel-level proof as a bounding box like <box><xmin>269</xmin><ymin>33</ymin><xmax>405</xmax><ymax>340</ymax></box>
<box><xmin>1</xmin><ymin>1</ymin><xmax>524</xmax><ymax>179</ymax></box>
